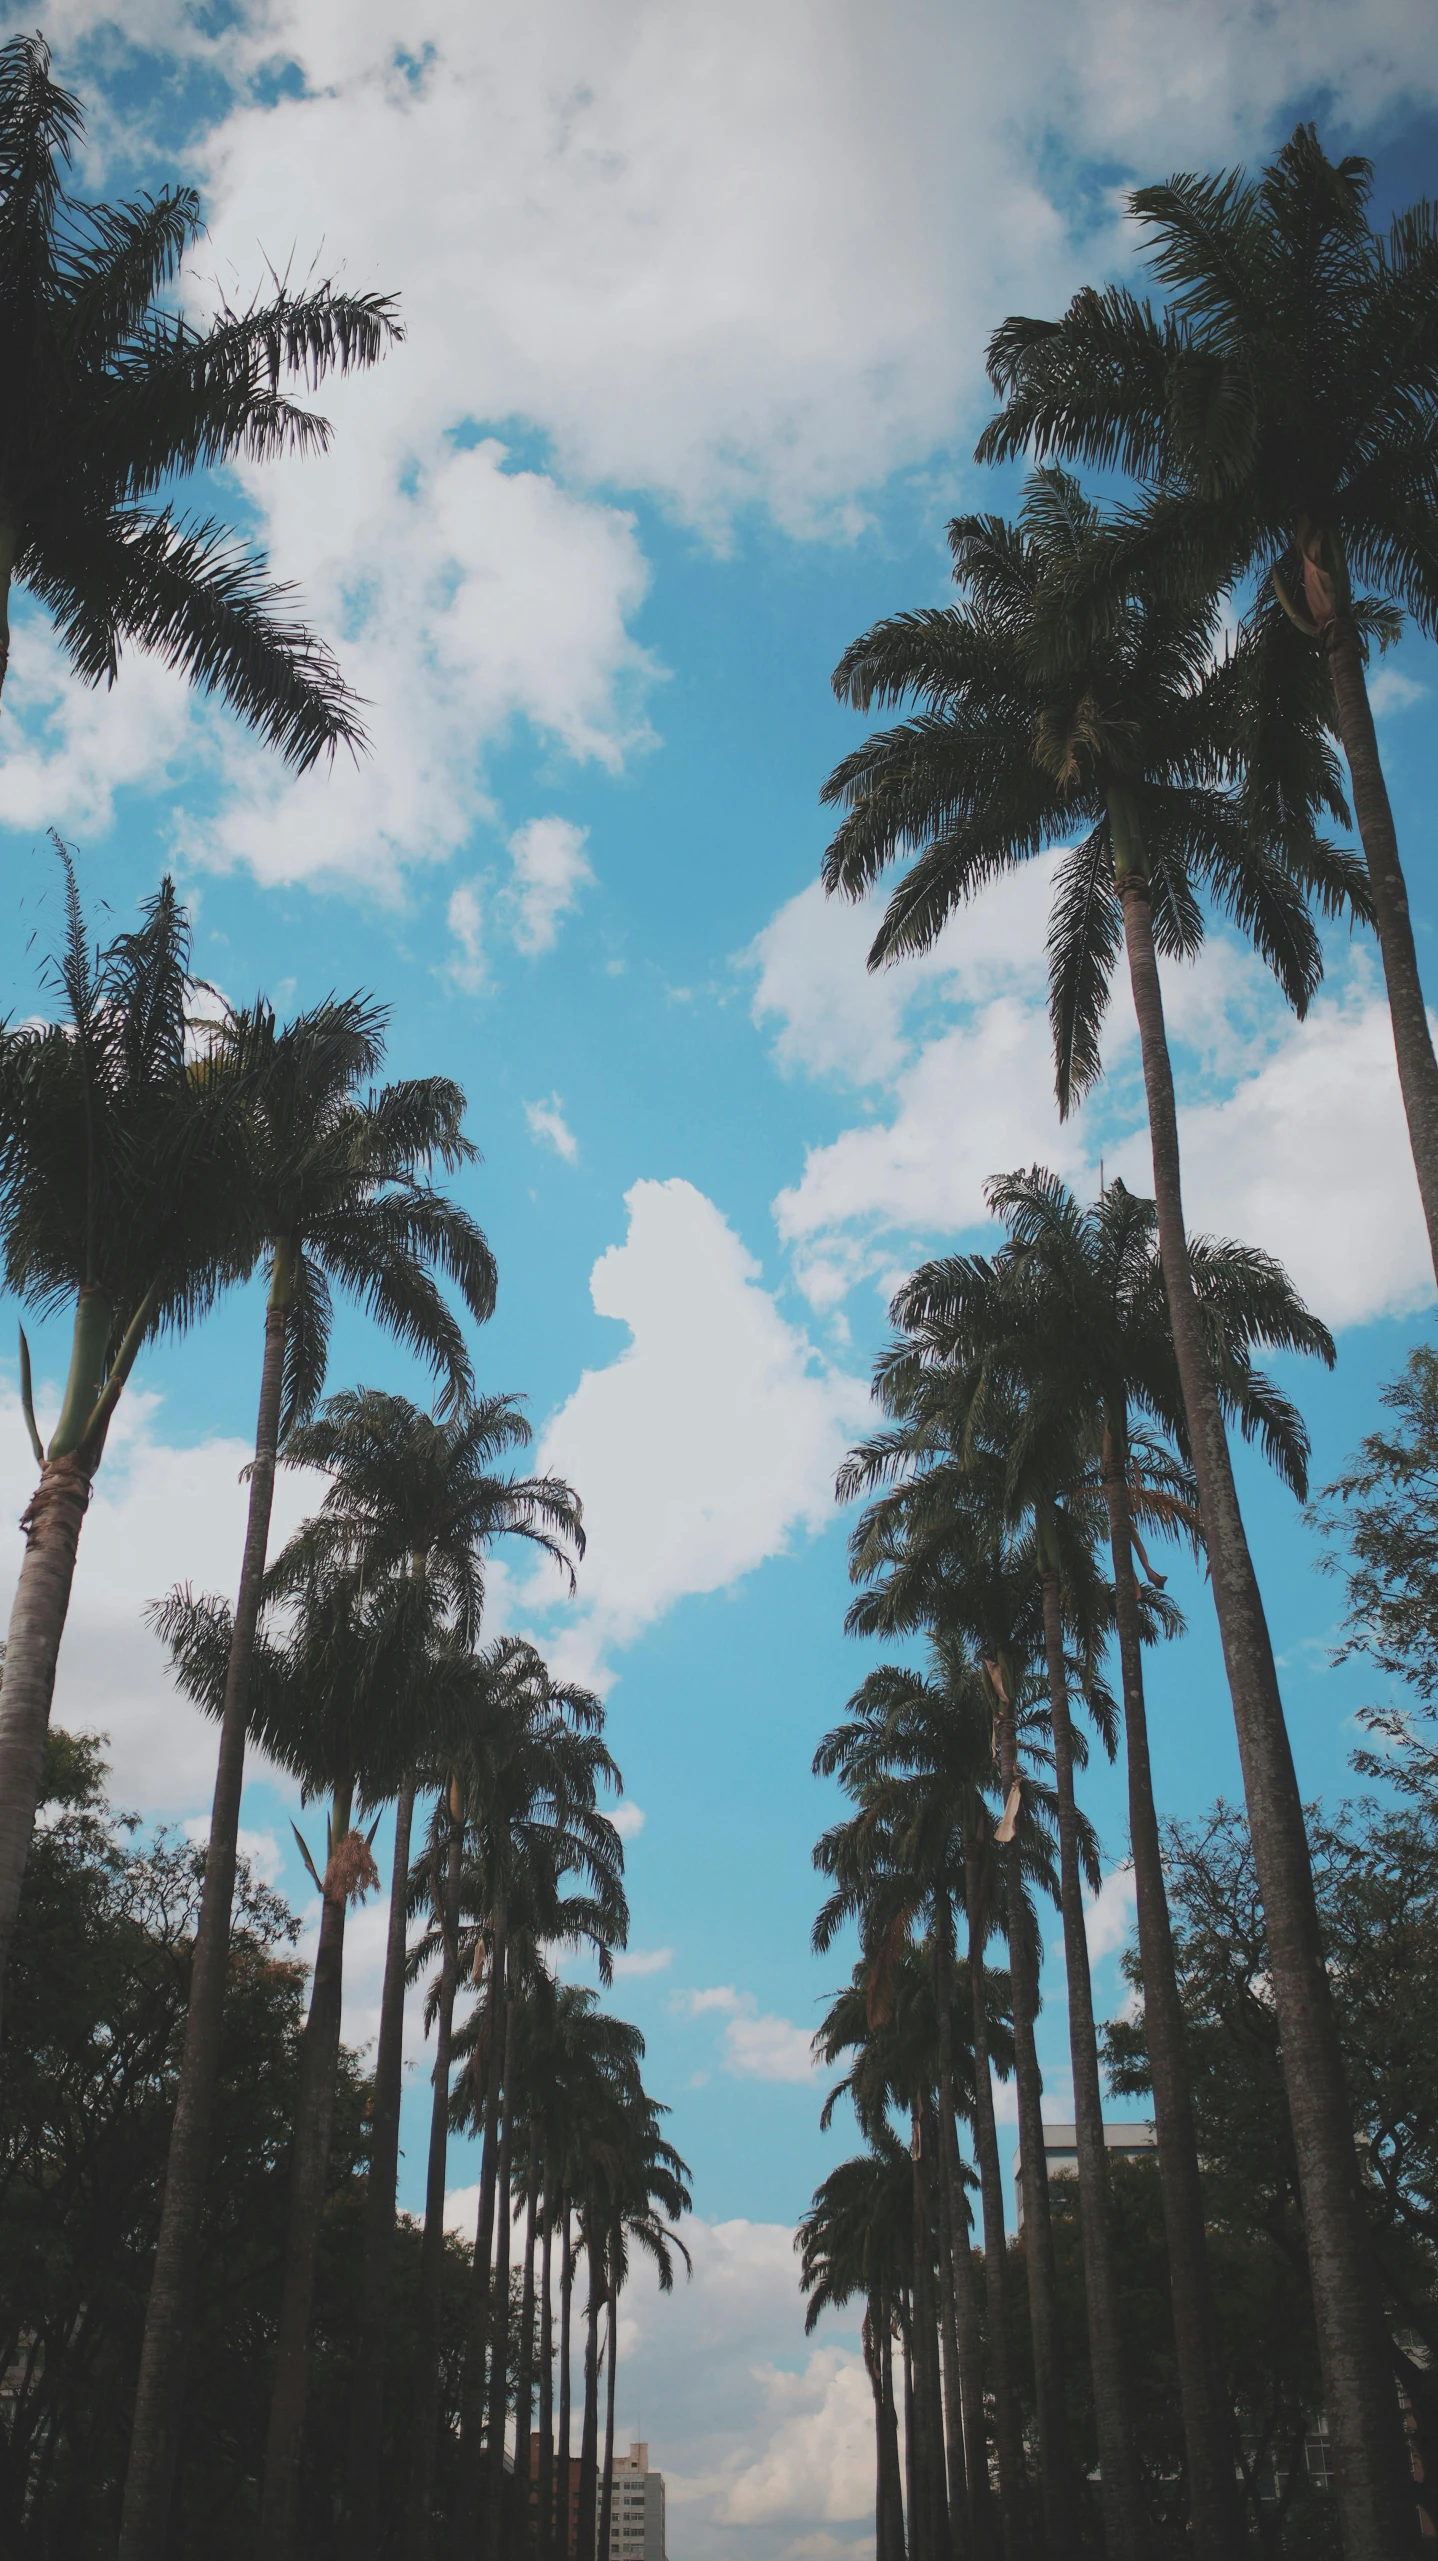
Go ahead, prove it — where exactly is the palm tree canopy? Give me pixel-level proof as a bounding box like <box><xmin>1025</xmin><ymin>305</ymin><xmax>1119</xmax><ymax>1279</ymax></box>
<box><xmin>201</xmin><ymin>1007</ymin><xmax>500</xmax><ymax>1432</ymax></box>
<box><xmin>275</xmin><ymin>1385</ymin><xmax>583</xmax><ymax>1638</ymax></box>
<box><xmin>821</xmin><ymin>465</ymin><xmax>1366</xmax><ymax>1113</ymax></box>
<box><xmin>0</xmin><ymin>856</ymin><xmax>247</xmax><ymax>1461</ymax></box>
<box><xmin>978</xmin><ymin>124</ymin><xmax>1438</xmax><ymax>637</ymax></box>
<box><xmin>0</xmin><ymin>33</ymin><xmax>401</xmax><ymax>764</ymax></box>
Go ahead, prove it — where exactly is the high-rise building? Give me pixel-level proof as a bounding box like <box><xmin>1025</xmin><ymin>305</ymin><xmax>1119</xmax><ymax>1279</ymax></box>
<box><xmin>1012</xmin><ymin>2120</ymin><xmax>1157</xmax><ymax>2227</ymax></box>
<box><xmin>601</xmin><ymin>2442</ymin><xmax>667</xmax><ymax>2561</ymax></box>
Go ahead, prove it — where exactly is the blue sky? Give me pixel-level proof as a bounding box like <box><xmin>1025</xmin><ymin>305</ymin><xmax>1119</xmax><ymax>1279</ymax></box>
<box><xmin>2</xmin><ymin>3</ymin><xmax>1438</xmax><ymax>2551</ymax></box>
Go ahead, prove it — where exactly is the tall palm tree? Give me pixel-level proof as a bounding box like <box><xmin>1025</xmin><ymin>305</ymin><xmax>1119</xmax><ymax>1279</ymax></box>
<box><xmin>271</xmin><ymin>1382</ymin><xmax>584</xmax><ymax>2558</ymax></box>
<box><xmin>821</xmin><ymin>471</ymin><xmax>1415</xmax><ymax>2558</ymax></box>
<box><xmin>844</xmin><ymin>1492</ymin><xmax>1081</xmax><ymax>2561</ymax></box>
<box><xmin>0</xmin><ymin>861</ymin><xmax>240</xmax><ymax>2017</ymax></box>
<box><xmin>979</xmin><ymin>126</ymin><xmax>1438</xmax><ymax>1283</ymax></box>
<box><xmin>815</xmin><ymin>1652</ymin><xmax>1048</xmax><ymax>2560</ymax></box>
<box><xmin>841</xmin><ymin>1421</ymin><xmax>1143</xmax><ymax>2558</ymax></box>
<box><xmin>908</xmin><ymin>1166</ymin><xmax>1329</xmax><ymax>2559</ymax></box>
<box><xmin>593</xmin><ymin>2090</ymin><xmax>692</xmax><ymax>2561</ymax></box>
<box><xmin>799</xmin><ymin>2138</ymin><xmax>914</xmax><ymax>2561</ymax></box>
<box><xmin>122</xmin><ymin>1005</ymin><xmax>498</xmax><ymax>2561</ymax></box>
<box><xmin>0</xmin><ymin>33</ymin><xmax>399</xmax><ymax>755</ymax></box>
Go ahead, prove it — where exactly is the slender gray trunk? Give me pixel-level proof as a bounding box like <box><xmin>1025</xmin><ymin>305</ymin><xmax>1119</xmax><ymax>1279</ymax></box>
<box><xmin>879</xmin><ymin>2290</ymin><xmax>908</xmax><ymax>2561</ymax></box>
<box><xmin>576</xmin><ymin>2234</ymin><xmax>603</xmax><ymax>2561</ymax></box>
<box><xmin>121</xmin><ymin>1278</ymin><xmax>291</xmax><ymax>2560</ymax></box>
<box><xmin>964</xmin><ymin>1846</ymin><xmax>1025</xmax><ymax>2561</ymax></box>
<box><xmin>346</xmin><ymin>1775</ymin><xmax>418</xmax><ymax>2558</ymax></box>
<box><xmin>1103</xmin><ymin>1430</ymin><xmax>1242</xmax><ymax>2557</ymax></box>
<box><xmin>453</xmin><ymin>1920</ymin><xmax>506</xmax><ymax>2558</ymax></box>
<box><xmin>537</xmin><ymin>2155</ymin><xmax>556</xmax><ymax>2561</ymax></box>
<box><xmin>511</xmin><ymin>2145</ymin><xmax>541</xmax><ymax>2559</ymax></box>
<box><xmin>932</xmin><ymin>1922</ymin><xmax>974</xmax><ymax>2560</ymax></box>
<box><xmin>993</xmin><ymin>1684</ymin><xmax>1077</xmax><ymax>2561</ymax></box>
<box><xmin>558</xmin><ymin>2202</ymin><xmax>574</xmax><ymax>2558</ymax></box>
<box><xmin>256</xmin><ymin>1778</ymin><xmax>355</xmax><ymax>2561</ymax></box>
<box><xmin>480</xmin><ymin>1975</ymin><xmax>516</xmax><ymax>2561</ymax></box>
<box><xmin>1039</xmin><ymin>1558</ymin><xmax>1147</xmax><ymax>2561</ymax></box>
<box><xmin>598</xmin><ymin>2272</ymin><xmax>619</xmax><ymax>2561</ymax></box>
<box><xmin>405</xmin><ymin>1796</ymin><xmax>465</xmax><ymax>2561</ymax></box>
<box><xmin>0</xmin><ymin>1450</ymin><xmax>89</xmax><ymax>2017</ymax></box>
<box><xmin>947</xmin><ymin>2136</ymin><xmax>992</xmax><ymax>2558</ymax></box>
<box><xmin>1317</xmin><ymin>585</ymin><xmax>1438</xmax><ymax>1283</ymax></box>
<box><xmin>1119</xmin><ymin>861</ymin><xmax>1420</xmax><ymax>2558</ymax></box>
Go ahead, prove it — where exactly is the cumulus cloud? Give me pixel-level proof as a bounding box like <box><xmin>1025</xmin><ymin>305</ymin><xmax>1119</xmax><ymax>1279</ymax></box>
<box><xmin>524</xmin><ymin>1094</ymin><xmax>579</xmax><ymax>1162</ymax></box>
<box><xmin>1084</xmin><ymin>1862</ymin><xmax>1138</xmax><ymax>1963</ymax></box>
<box><xmin>612</xmin><ymin>1945</ymin><xmax>674</xmax><ymax>1978</ymax></box>
<box><xmin>529</xmin><ymin>1179</ymin><xmax>867</xmax><ymax>1665</ymax></box>
<box><xmin>609</xmin><ymin>1798</ymin><xmax>646</xmax><ymax>1839</ymax></box>
<box><xmin>757</xmin><ymin>858</ymin><xmax>1433</xmax><ymax>1332</ymax></box>
<box><xmin>444</xmin><ymin>879</ymin><xmax>488</xmax><ymax>993</ymax></box>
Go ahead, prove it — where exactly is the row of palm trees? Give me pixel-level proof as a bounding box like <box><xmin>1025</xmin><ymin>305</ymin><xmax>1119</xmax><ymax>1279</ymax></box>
<box><xmin>0</xmin><ymin>872</ymin><xmax>688</xmax><ymax>2555</ymax></box>
<box><xmin>814</xmin><ymin>123</ymin><xmax>1438</xmax><ymax>2561</ymax></box>
<box><xmin>802</xmin><ymin>1168</ymin><xmax>1347</xmax><ymax>2558</ymax></box>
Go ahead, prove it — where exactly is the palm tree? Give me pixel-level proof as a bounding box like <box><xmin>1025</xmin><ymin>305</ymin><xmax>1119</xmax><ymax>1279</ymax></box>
<box><xmin>908</xmin><ymin>1166</ymin><xmax>1329</xmax><ymax>2558</ymax></box>
<box><xmin>152</xmin><ymin>1567</ymin><xmax>465</xmax><ymax>2561</ymax></box>
<box><xmin>0</xmin><ymin>33</ymin><xmax>399</xmax><ymax>756</ymax></box>
<box><xmin>593</xmin><ymin>2089</ymin><xmax>692</xmax><ymax>2561</ymax></box>
<box><xmin>122</xmin><ymin>1006</ymin><xmax>498</xmax><ymax>2561</ymax></box>
<box><xmin>0</xmin><ymin>861</ymin><xmax>240</xmax><ymax>2018</ymax></box>
<box><xmin>841</xmin><ymin>1416</ymin><xmax>1144</xmax><ymax>2558</ymax></box>
<box><xmin>821</xmin><ymin>471</ymin><xmax>1415</xmax><ymax>2559</ymax></box>
<box><xmin>979</xmin><ymin>126</ymin><xmax>1438</xmax><ymax>1283</ymax></box>
<box><xmin>815</xmin><ymin>1653</ymin><xmax>1041</xmax><ymax>2560</ymax></box>
<box><xmin>798</xmin><ymin>2139</ymin><xmax>914</xmax><ymax>2561</ymax></box>
<box><xmin>844</xmin><ymin>1489</ymin><xmax>1081</xmax><ymax>2561</ymax></box>
<box><xmin>271</xmin><ymin>1383</ymin><xmax>584</xmax><ymax>2558</ymax></box>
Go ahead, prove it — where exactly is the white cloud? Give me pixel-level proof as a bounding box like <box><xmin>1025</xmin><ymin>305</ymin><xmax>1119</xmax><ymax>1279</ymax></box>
<box><xmin>505</xmin><ymin>817</ymin><xmax>595</xmax><ymax>956</ymax></box>
<box><xmin>612</xmin><ymin>1945</ymin><xmax>673</xmax><ymax>1978</ymax></box>
<box><xmin>1084</xmin><ymin>1862</ymin><xmax>1138</xmax><ymax>1963</ymax></box>
<box><xmin>758</xmin><ymin>853</ymin><xmax>1434</xmax><ymax>1334</ymax></box>
<box><xmin>524</xmin><ymin>1094</ymin><xmax>579</xmax><ymax>1162</ymax></box>
<box><xmin>718</xmin><ymin>2346</ymin><xmax>874</xmax><ymax>2524</ymax></box>
<box><xmin>609</xmin><ymin>1798</ymin><xmax>646</xmax><ymax>1839</ymax></box>
<box><xmin>1369</xmin><ymin>666</ymin><xmax>1427</xmax><ymax>718</ymax></box>
<box><xmin>530</xmin><ymin>1180</ymin><xmax>867</xmax><ymax>1663</ymax></box>
<box><xmin>678</xmin><ymin>1986</ymin><xmax>818</xmax><ymax>2083</ymax></box>
<box><xmin>444</xmin><ymin>879</ymin><xmax>488</xmax><ymax>994</ymax></box>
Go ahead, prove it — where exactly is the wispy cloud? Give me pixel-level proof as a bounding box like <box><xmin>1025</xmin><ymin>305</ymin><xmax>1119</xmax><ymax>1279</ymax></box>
<box><xmin>506</xmin><ymin>816</ymin><xmax>594</xmax><ymax>956</ymax></box>
<box><xmin>524</xmin><ymin>1093</ymin><xmax>579</xmax><ymax>1161</ymax></box>
<box><xmin>613</xmin><ymin>1945</ymin><xmax>673</xmax><ymax>1977</ymax></box>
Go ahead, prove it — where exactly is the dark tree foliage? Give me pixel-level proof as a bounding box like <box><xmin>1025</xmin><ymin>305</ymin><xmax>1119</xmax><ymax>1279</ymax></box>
<box><xmin>0</xmin><ymin>1732</ymin><xmax>474</xmax><ymax>2559</ymax></box>
<box><xmin>1314</xmin><ymin>1342</ymin><xmax>1438</xmax><ymax>1707</ymax></box>
<box><xmin>1101</xmin><ymin>1786</ymin><xmax>1437</xmax><ymax>2551</ymax></box>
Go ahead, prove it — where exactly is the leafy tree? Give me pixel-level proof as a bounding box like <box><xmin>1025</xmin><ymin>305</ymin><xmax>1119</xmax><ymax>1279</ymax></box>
<box><xmin>0</xmin><ymin>864</ymin><xmax>239</xmax><ymax>2019</ymax></box>
<box><xmin>980</xmin><ymin>126</ymin><xmax>1438</xmax><ymax>1287</ymax></box>
<box><xmin>123</xmin><ymin>1004</ymin><xmax>499</xmax><ymax>2561</ymax></box>
<box><xmin>820</xmin><ymin>466</ymin><xmax>1409</xmax><ymax>2557</ymax></box>
<box><xmin>0</xmin><ymin>33</ymin><xmax>399</xmax><ymax>757</ymax></box>
<box><xmin>1313</xmin><ymin>1342</ymin><xmax>1438</xmax><ymax>1708</ymax></box>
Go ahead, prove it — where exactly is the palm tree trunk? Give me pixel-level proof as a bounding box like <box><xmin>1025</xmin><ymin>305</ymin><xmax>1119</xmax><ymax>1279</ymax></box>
<box><xmin>1038</xmin><ymin>1557</ymin><xmax>1146</xmax><ymax>2561</ymax></box>
<box><xmin>405</xmin><ymin>1794</ymin><xmax>465</xmax><ymax>2561</ymax></box>
<box><xmin>598</xmin><ymin>2271</ymin><xmax>619</xmax><ymax>2561</ymax></box>
<box><xmin>1117</xmin><ymin>855</ymin><xmax>1419</xmax><ymax>2559</ymax></box>
<box><xmin>993</xmin><ymin>1678</ymin><xmax>1077</xmax><ymax>2561</ymax></box>
<box><xmin>903</xmin><ymin>2292</ymin><xmax>918</xmax><ymax>2551</ymax></box>
<box><xmin>879</xmin><ymin>2289</ymin><xmax>908</xmax><ymax>2561</ymax></box>
<box><xmin>0</xmin><ymin>1447</ymin><xmax>90</xmax><ymax>2015</ymax></box>
<box><xmin>537</xmin><ymin>2163</ymin><xmax>556</xmax><ymax>2561</ymax></box>
<box><xmin>1321</xmin><ymin>607</ymin><xmax>1438</xmax><ymax>1280</ymax></box>
<box><xmin>914</xmin><ymin>2101</ymin><xmax>954</xmax><ymax>2561</ymax></box>
<box><xmin>454</xmin><ymin>1922</ymin><xmax>507</xmax><ymax>2558</ymax></box>
<box><xmin>346</xmin><ymin>1774</ymin><xmax>418</xmax><ymax>2559</ymax></box>
<box><xmin>945</xmin><ymin>2141</ymin><xmax>991</xmax><ymax>2560</ymax></box>
<box><xmin>1102</xmin><ymin>1426</ymin><xmax>1241</xmax><ymax>2558</ymax></box>
<box><xmin>121</xmin><ymin>1263</ymin><xmax>292</xmax><ymax>2561</ymax></box>
<box><xmin>931</xmin><ymin>1923</ymin><xmax>974</xmax><ymax>2560</ymax></box>
<box><xmin>256</xmin><ymin>1776</ymin><xmax>355</xmax><ymax>2561</ymax></box>
<box><xmin>481</xmin><ymin>1983</ymin><xmax>517</xmax><ymax>2561</ymax></box>
<box><xmin>558</xmin><ymin>2202</ymin><xmax>575</xmax><ymax>2558</ymax></box>
<box><xmin>576</xmin><ymin>2235</ymin><xmax>604</xmax><ymax>2561</ymax></box>
<box><xmin>511</xmin><ymin>2143</ymin><xmax>541</xmax><ymax>2559</ymax></box>
<box><xmin>964</xmin><ymin>1849</ymin><xmax>1025</xmax><ymax>2561</ymax></box>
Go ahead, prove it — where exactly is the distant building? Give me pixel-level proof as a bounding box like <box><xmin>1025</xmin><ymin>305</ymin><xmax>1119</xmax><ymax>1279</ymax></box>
<box><xmin>1012</xmin><ymin>2121</ymin><xmax>1157</xmax><ymax>2227</ymax></box>
<box><xmin>601</xmin><ymin>2442</ymin><xmax>667</xmax><ymax>2561</ymax></box>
